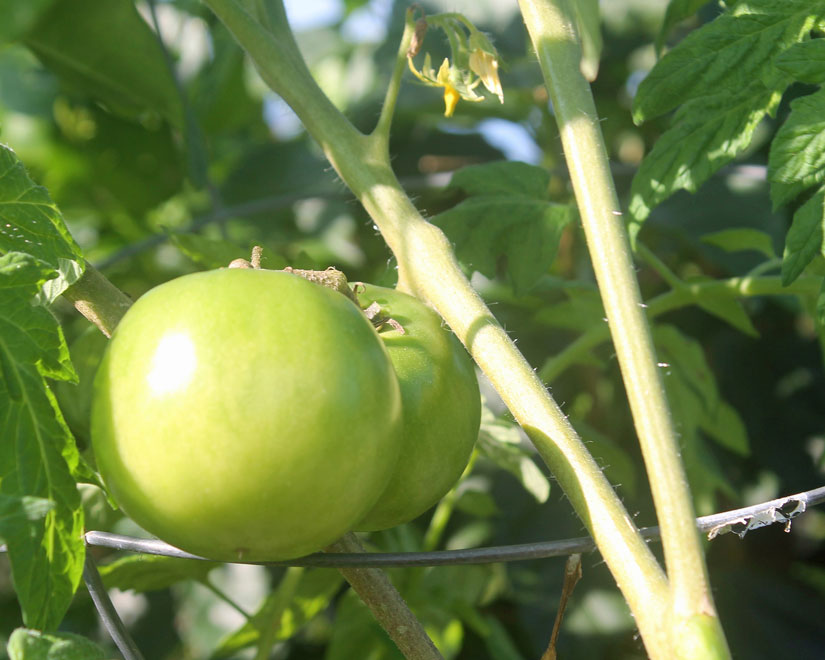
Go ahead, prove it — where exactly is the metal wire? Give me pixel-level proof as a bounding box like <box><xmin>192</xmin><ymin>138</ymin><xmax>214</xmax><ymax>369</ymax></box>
<box><xmin>80</xmin><ymin>484</ymin><xmax>825</xmax><ymax>568</ymax></box>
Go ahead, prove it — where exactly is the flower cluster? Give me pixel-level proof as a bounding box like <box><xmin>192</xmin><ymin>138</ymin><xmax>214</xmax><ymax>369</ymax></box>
<box><xmin>407</xmin><ymin>13</ymin><xmax>503</xmax><ymax>118</ymax></box>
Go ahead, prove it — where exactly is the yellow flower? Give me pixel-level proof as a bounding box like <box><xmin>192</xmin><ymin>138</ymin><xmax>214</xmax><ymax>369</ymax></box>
<box><xmin>408</xmin><ymin>55</ymin><xmax>482</xmax><ymax>117</ymax></box>
<box><xmin>469</xmin><ymin>49</ymin><xmax>503</xmax><ymax>104</ymax></box>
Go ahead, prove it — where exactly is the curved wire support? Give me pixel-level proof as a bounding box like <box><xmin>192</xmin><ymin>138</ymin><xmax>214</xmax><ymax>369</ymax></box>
<box><xmin>81</xmin><ymin>485</ymin><xmax>825</xmax><ymax>568</ymax></box>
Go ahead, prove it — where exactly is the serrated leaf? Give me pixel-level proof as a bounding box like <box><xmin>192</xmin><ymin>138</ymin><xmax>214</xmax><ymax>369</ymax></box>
<box><xmin>7</xmin><ymin>628</ymin><xmax>106</xmax><ymax>660</ymax></box>
<box><xmin>0</xmin><ymin>253</ymin><xmax>84</xmax><ymax>631</ymax></box>
<box><xmin>655</xmin><ymin>0</ymin><xmax>713</xmax><ymax>55</ymax></box>
<box><xmin>781</xmin><ymin>185</ymin><xmax>825</xmax><ymax>285</ymax></box>
<box><xmin>701</xmin><ymin>228</ymin><xmax>776</xmax><ymax>258</ymax></box>
<box><xmin>23</xmin><ymin>0</ymin><xmax>182</xmax><ymax>125</ymax></box>
<box><xmin>433</xmin><ymin>197</ymin><xmax>573</xmax><ymax>294</ymax></box>
<box><xmin>629</xmin><ymin>83</ymin><xmax>779</xmax><ymax>231</ymax></box>
<box><xmin>0</xmin><ymin>0</ymin><xmax>57</xmax><ymax>44</ymax></box>
<box><xmin>774</xmin><ymin>39</ymin><xmax>825</xmax><ymax>84</ymax></box>
<box><xmin>768</xmin><ymin>87</ymin><xmax>825</xmax><ymax>209</ymax></box>
<box><xmin>213</xmin><ymin>568</ymin><xmax>343</xmax><ymax>658</ymax></box>
<box><xmin>0</xmin><ymin>145</ymin><xmax>84</xmax><ymax>285</ymax></box>
<box><xmin>448</xmin><ymin>161</ymin><xmax>550</xmax><ymax>200</ymax></box>
<box><xmin>99</xmin><ymin>554</ymin><xmax>218</xmax><ymax>593</ymax></box>
<box><xmin>633</xmin><ymin>0</ymin><xmax>820</xmax><ymax>124</ymax></box>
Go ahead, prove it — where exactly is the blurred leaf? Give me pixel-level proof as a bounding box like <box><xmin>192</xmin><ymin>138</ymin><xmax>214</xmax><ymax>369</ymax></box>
<box><xmin>698</xmin><ymin>400</ymin><xmax>749</xmax><ymax>456</ymax></box>
<box><xmin>0</xmin><ymin>253</ymin><xmax>85</xmax><ymax>631</ymax></box>
<box><xmin>571</xmin><ymin>0</ymin><xmax>602</xmax><ymax>81</ymax></box>
<box><xmin>448</xmin><ymin>161</ymin><xmax>550</xmax><ymax>200</ymax></box>
<box><xmin>534</xmin><ymin>286</ymin><xmax>604</xmax><ymax>331</ymax></box>
<box><xmin>781</xmin><ymin>185</ymin><xmax>825</xmax><ymax>285</ymax></box>
<box><xmin>477</xmin><ymin>407</ymin><xmax>550</xmax><ymax>503</ymax></box>
<box><xmin>0</xmin><ymin>0</ymin><xmax>57</xmax><ymax>44</ymax></box>
<box><xmin>23</xmin><ymin>0</ymin><xmax>182</xmax><ymax>125</ymax></box>
<box><xmin>6</xmin><ymin>628</ymin><xmax>106</xmax><ymax>660</ymax></box>
<box><xmin>325</xmin><ymin>590</ymin><xmax>404</xmax><ymax>660</ymax></box>
<box><xmin>168</xmin><ymin>232</ymin><xmax>250</xmax><ymax>270</ymax></box>
<box><xmin>434</xmin><ymin>197</ymin><xmax>573</xmax><ymax>295</ymax></box>
<box><xmin>629</xmin><ymin>83</ymin><xmax>779</xmax><ymax>232</ymax></box>
<box><xmin>768</xmin><ymin>86</ymin><xmax>825</xmax><ymax>209</ymax></box>
<box><xmin>633</xmin><ymin>0</ymin><xmax>816</xmax><ymax>124</ymax></box>
<box><xmin>656</xmin><ymin>0</ymin><xmax>712</xmax><ymax>55</ymax></box>
<box><xmin>461</xmin><ymin>610</ymin><xmax>525</xmax><ymax>660</ymax></box>
<box><xmin>0</xmin><ymin>144</ymin><xmax>84</xmax><ymax>298</ymax></box>
<box><xmin>455</xmin><ymin>488</ymin><xmax>500</xmax><ymax>518</ymax></box>
<box><xmin>701</xmin><ymin>228</ymin><xmax>776</xmax><ymax>258</ymax></box>
<box><xmin>577</xmin><ymin>422</ymin><xmax>638</xmax><ymax>498</ymax></box>
<box><xmin>689</xmin><ymin>277</ymin><xmax>759</xmax><ymax>337</ymax></box>
<box><xmin>213</xmin><ymin>568</ymin><xmax>343</xmax><ymax>658</ymax></box>
<box><xmin>774</xmin><ymin>39</ymin><xmax>825</xmax><ymax>84</ymax></box>
<box><xmin>99</xmin><ymin>554</ymin><xmax>218</xmax><ymax>593</ymax></box>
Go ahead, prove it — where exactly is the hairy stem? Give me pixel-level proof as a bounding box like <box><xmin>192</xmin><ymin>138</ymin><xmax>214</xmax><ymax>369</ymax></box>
<box><xmin>202</xmin><ymin>0</ymin><xmax>670</xmax><ymax>651</ymax></box>
<box><xmin>518</xmin><ymin>0</ymin><xmax>728</xmax><ymax>656</ymax></box>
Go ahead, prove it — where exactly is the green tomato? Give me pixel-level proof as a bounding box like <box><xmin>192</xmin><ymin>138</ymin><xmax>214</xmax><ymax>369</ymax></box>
<box><xmin>354</xmin><ymin>284</ymin><xmax>480</xmax><ymax>531</ymax></box>
<box><xmin>91</xmin><ymin>269</ymin><xmax>403</xmax><ymax>561</ymax></box>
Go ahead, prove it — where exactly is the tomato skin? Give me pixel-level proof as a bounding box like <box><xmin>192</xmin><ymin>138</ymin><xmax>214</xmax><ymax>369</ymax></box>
<box><xmin>353</xmin><ymin>284</ymin><xmax>480</xmax><ymax>531</ymax></box>
<box><xmin>91</xmin><ymin>269</ymin><xmax>402</xmax><ymax>561</ymax></box>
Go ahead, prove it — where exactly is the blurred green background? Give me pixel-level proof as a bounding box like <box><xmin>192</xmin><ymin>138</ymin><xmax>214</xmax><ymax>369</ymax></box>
<box><xmin>1</xmin><ymin>0</ymin><xmax>824</xmax><ymax>657</ymax></box>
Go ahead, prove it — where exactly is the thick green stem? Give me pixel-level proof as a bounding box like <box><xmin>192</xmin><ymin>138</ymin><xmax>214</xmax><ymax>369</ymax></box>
<box><xmin>202</xmin><ymin>0</ymin><xmax>671</xmax><ymax>652</ymax></box>
<box><xmin>518</xmin><ymin>0</ymin><xmax>729</xmax><ymax>656</ymax></box>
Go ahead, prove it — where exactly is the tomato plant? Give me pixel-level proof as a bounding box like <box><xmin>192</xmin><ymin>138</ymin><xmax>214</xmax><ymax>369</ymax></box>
<box><xmin>91</xmin><ymin>268</ymin><xmax>403</xmax><ymax>561</ymax></box>
<box><xmin>354</xmin><ymin>284</ymin><xmax>481</xmax><ymax>531</ymax></box>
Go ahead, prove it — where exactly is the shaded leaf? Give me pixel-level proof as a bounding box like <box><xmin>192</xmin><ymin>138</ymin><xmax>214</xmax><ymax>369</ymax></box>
<box><xmin>0</xmin><ymin>0</ymin><xmax>57</xmax><ymax>44</ymax></box>
<box><xmin>656</xmin><ymin>0</ymin><xmax>713</xmax><ymax>55</ymax></box>
<box><xmin>629</xmin><ymin>83</ymin><xmax>780</xmax><ymax>231</ymax></box>
<box><xmin>633</xmin><ymin>0</ymin><xmax>820</xmax><ymax>123</ymax></box>
<box><xmin>701</xmin><ymin>228</ymin><xmax>776</xmax><ymax>258</ymax></box>
<box><xmin>99</xmin><ymin>554</ymin><xmax>218</xmax><ymax>593</ymax></box>
<box><xmin>23</xmin><ymin>0</ymin><xmax>182</xmax><ymax>125</ymax></box>
<box><xmin>774</xmin><ymin>39</ymin><xmax>825</xmax><ymax>84</ymax></box>
<box><xmin>168</xmin><ymin>232</ymin><xmax>251</xmax><ymax>270</ymax></box>
<box><xmin>7</xmin><ymin>628</ymin><xmax>106</xmax><ymax>660</ymax></box>
<box><xmin>768</xmin><ymin>86</ymin><xmax>825</xmax><ymax>209</ymax></box>
<box><xmin>433</xmin><ymin>197</ymin><xmax>573</xmax><ymax>294</ymax></box>
<box><xmin>0</xmin><ymin>253</ymin><xmax>85</xmax><ymax>631</ymax></box>
<box><xmin>448</xmin><ymin>161</ymin><xmax>550</xmax><ymax>199</ymax></box>
<box><xmin>213</xmin><ymin>568</ymin><xmax>343</xmax><ymax>658</ymax></box>
<box><xmin>0</xmin><ymin>145</ymin><xmax>84</xmax><ymax>293</ymax></box>
<box><xmin>690</xmin><ymin>278</ymin><xmax>759</xmax><ymax>337</ymax></box>
<box><xmin>781</xmin><ymin>185</ymin><xmax>825</xmax><ymax>285</ymax></box>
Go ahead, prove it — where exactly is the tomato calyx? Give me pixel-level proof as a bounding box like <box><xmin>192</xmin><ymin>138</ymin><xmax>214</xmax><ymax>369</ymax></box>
<box><xmin>226</xmin><ymin>247</ymin><xmax>406</xmax><ymax>333</ymax></box>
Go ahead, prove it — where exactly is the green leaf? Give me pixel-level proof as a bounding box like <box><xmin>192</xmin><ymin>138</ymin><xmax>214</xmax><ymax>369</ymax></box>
<box><xmin>655</xmin><ymin>0</ymin><xmax>713</xmax><ymax>55</ymax></box>
<box><xmin>0</xmin><ymin>145</ymin><xmax>84</xmax><ymax>293</ymax></box>
<box><xmin>0</xmin><ymin>253</ymin><xmax>84</xmax><ymax>631</ymax></box>
<box><xmin>768</xmin><ymin>87</ymin><xmax>825</xmax><ymax>209</ymax></box>
<box><xmin>0</xmin><ymin>494</ymin><xmax>54</xmax><ymax>532</ymax></box>
<box><xmin>23</xmin><ymin>0</ymin><xmax>182</xmax><ymax>125</ymax></box>
<box><xmin>7</xmin><ymin>629</ymin><xmax>107</xmax><ymax>660</ymax></box>
<box><xmin>168</xmin><ymin>232</ymin><xmax>252</xmax><ymax>270</ymax></box>
<box><xmin>455</xmin><ymin>488</ymin><xmax>500</xmax><ymax>518</ymax></box>
<box><xmin>213</xmin><ymin>568</ymin><xmax>344</xmax><ymax>658</ymax></box>
<box><xmin>699</xmin><ymin>400</ymin><xmax>750</xmax><ymax>456</ymax></box>
<box><xmin>448</xmin><ymin>161</ymin><xmax>550</xmax><ymax>199</ymax></box>
<box><xmin>633</xmin><ymin>0</ymin><xmax>820</xmax><ymax>124</ymax></box>
<box><xmin>0</xmin><ymin>0</ymin><xmax>57</xmax><ymax>44</ymax></box>
<box><xmin>99</xmin><ymin>554</ymin><xmax>218</xmax><ymax>593</ymax></box>
<box><xmin>774</xmin><ymin>39</ymin><xmax>825</xmax><ymax>84</ymax></box>
<box><xmin>688</xmin><ymin>276</ymin><xmax>759</xmax><ymax>337</ymax></box>
<box><xmin>629</xmin><ymin>83</ymin><xmax>779</xmax><ymax>231</ymax></box>
<box><xmin>781</xmin><ymin>186</ymin><xmax>825</xmax><ymax>285</ymax></box>
<box><xmin>477</xmin><ymin>408</ymin><xmax>550</xmax><ymax>503</ymax></box>
<box><xmin>654</xmin><ymin>324</ymin><xmax>719</xmax><ymax>414</ymax></box>
<box><xmin>701</xmin><ymin>228</ymin><xmax>777</xmax><ymax>258</ymax></box>
<box><xmin>433</xmin><ymin>197</ymin><xmax>573</xmax><ymax>294</ymax></box>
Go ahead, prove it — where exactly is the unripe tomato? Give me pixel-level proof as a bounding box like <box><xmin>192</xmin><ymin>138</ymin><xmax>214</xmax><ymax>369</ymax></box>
<box><xmin>91</xmin><ymin>269</ymin><xmax>403</xmax><ymax>561</ymax></box>
<box><xmin>353</xmin><ymin>284</ymin><xmax>480</xmax><ymax>531</ymax></box>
